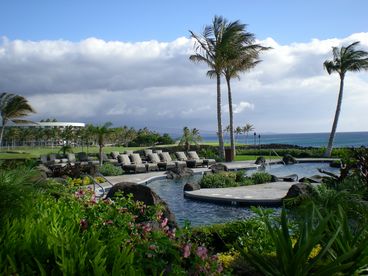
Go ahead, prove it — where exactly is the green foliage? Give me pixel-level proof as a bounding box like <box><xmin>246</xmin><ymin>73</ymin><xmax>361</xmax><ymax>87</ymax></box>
<box><xmin>200</xmin><ymin>172</ymin><xmax>238</xmax><ymax>188</ymax></box>
<box><xmin>199</xmin><ymin>171</ymin><xmax>272</xmax><ymax>188</ymax></box>
<box><xmin>99</xmin><ymin>163</ymin><xmax>123</xmax><ymax>176</ymax></box>
<box><xmin>251</xmin><ymin>172</ymin><xmax>272</xmax><ymax>184</ymax></box>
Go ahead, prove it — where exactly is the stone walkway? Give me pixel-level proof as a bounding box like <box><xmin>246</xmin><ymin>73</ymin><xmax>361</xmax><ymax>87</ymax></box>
<box><xmin>184</xmin><ymin>181</ymin><xmax>298</xmax><ymax>206</ymax></box>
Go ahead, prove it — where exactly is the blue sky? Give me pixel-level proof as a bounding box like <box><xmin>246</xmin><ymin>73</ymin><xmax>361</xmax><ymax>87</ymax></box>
<box><xmin>0</xmin><ymin>0</ymin><xmax>368</xmax><ymax>134</ymax></box>
<box><xmin>1</xmin><ymin>0</ymin><xmax>367</xmax><ymax>44</ymax></box>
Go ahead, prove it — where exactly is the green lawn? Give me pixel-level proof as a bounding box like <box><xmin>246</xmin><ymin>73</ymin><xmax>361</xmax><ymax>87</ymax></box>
<box><xmin>234</xmin><ymin>155</ymin><xmax>280</xmax><ymax>161</ymax></box>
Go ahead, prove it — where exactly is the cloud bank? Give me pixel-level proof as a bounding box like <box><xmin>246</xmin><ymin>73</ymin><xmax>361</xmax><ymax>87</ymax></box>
<box><xmin>0</xmin><ymin>33</ymin><xmax>368</xmax><ymax>134</ymax></box>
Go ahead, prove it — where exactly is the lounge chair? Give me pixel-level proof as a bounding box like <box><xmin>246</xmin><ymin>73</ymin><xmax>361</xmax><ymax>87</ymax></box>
<box><xmin>187</xmin><ymin>151</ymin><xmax>216</xmax><ymax>167</ymax></box>
<box><xmin>154</xmin><ymin>149</ymin><xmax>163</xmax><ymax>154</ymax></box>
<box><xmin>67</xmin><ymin>153</ymin><xmax>77</xmax><ymax>165</ymax></box>
<box><xmin>118</xmin><ymin>154</ymin><xmax>147</xmax><ymax>173</ymax></box>
<box><xmin>76</xmin><ymin>152</ymin><xmax>99</xmax><ymax>165</ymax></box>
<box><xmin>175</xmin><ymin>151</ymin><xmax>203</xmax><ymax>168</ymax></box>
<box><xmin>159</xmin><ymin>152</ymin><xmax>186</xmax><ymax>169</ymax></box>
<box><xmin>101</xmin><ymin>153</ymin><xmax>119</xmax><ymax>165</ymax></box>
<box><xmin>144</xmin><ymin>149</ymin><xmax>153</xmax><ymax>156</ymax></box>
<box><xmin>131</xmin><ymin>153</ymin><xmax>158</xmax><ymax>172</ymax></box>
<box><xmin>147</xmin><ymin>152</ymin><xmax>174</xmax><ymax>170</ymax></box>
<box><xmin>110</xmin><ymin>151</ymin><xmax>120</xmax><ymax>160</ymax></box>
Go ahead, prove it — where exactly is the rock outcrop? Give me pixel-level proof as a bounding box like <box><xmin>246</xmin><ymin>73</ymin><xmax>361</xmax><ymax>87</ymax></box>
<box><xmin>165</xmin><ymin>167</ymin><xmax>194</xmax><ymax>179</ymax></box>
<box><xmin>106</xmin><ymin>182</ymin><xmax>177</xmax><ymax>228</ymax></box>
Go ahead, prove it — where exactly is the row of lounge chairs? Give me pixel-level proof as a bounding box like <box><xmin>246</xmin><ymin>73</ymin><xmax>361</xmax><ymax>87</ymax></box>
<box><xmin>39</xmin><ymin>150</ymin><xmax>216</xmax><ymax>174</ymax></box>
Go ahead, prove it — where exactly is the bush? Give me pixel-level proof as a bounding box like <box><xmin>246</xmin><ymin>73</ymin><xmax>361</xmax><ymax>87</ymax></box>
<box><xmin>200</xmin><ymin>172</ymin><xmax>238</xmax><ymax>188</ymax></box>
<box><xmin>251</xmin><ymin>172</ymin><xmax>272</xmax><ymax>184</ymax></box>
<box><xmin>99</xmin><ymin>163</ymin><xmax>123</xmax><ymax>176</ymax></box>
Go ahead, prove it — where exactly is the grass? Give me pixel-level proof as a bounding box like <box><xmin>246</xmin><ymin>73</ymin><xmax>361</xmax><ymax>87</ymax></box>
<box><xmin>234</xmin><ymin>155</ymin><xmax>280</xmax><ymax>161</ymax></box>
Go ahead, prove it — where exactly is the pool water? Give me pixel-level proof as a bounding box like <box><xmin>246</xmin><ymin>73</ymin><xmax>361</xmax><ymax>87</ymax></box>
<box><xmin>147</xmin><ymin>162</ymin><xmax>340</xmax><ymax>227</ymax></box>
<box><xmin>258</xmin><ymin>162</ymin><xmax>339</xmax><ymax>178</ymax></box>
<box><xmin>147</xmin><ymin>175</ymin><xmax>255</xmax><ymax>227</ymax></box>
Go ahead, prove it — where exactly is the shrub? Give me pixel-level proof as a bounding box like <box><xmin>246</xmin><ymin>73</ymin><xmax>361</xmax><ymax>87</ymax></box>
<box><xmin>199</xmin><ymin>172</ymin><xmax>238</xmax><ymax>188</ymax></box>
<box><xmin>99</xmin><ymin>163</ymin><xmax>123</xmax><ymax>176</ymax></box>
<box><xmin>251</xmin><ymin>172</ymin><xmax>272</xmax><ymax>184</ymax></box>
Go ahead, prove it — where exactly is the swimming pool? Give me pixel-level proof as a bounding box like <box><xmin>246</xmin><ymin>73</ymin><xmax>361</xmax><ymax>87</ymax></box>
<box><xmin>147</xmin><ymin>162</ymin><xmax>339</xmax><ymax>227</ymax></box>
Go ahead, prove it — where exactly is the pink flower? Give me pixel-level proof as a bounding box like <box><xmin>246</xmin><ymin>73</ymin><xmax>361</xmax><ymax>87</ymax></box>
<box><xmin>161</xmin><ymin>218</ymin><xmax>168</xmax><ymax>228</ymax></box>
<box><xmin>148</xmin><ymin>244</ymin><xmax>157</xmax><ymax>250</ymax></box>
<box><xmin>142</xmin><ymin>223</ymin><xmax>152</xmax><ymax>233</ymax></box>
<box><xmin>80</xmin><ymin>219</ymin><xmax>88</xmax><ymax>231</ymax></box>
<box><xmin>196</xmin><ymin>246</ymin><xmax>208</xmax><ymax>260</ymax></box>
<box><xmin>183</xmin><ymin>244</ymin><xmax>191</xmax><ymax>258</ymax></box>
<box><xmin>75</xmin><ymin>189</ymin><xmax>85</xmax><ymax>198</ymax></box>
<box><xmin>156</xmin><ymin>211</ymin><xmax>163</xmax><ymax>220</ymax></box>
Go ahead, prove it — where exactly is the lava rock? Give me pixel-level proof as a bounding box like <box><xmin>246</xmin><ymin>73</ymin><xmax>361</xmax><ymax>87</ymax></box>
<box><xmin>284</xmin><ymin>183</ymin><xmax>314</xmax><ymax>199</ymax></box>
<box><xmin>299</xmin><ymin>175</ymin><xmax>323</xmax><ymax>183</ymax></box>
<box><xmin>255</xmin><ymin>156</ymin><xmax>266</xmax><ymax>165</ymax></box>
<box><xmin>210</xmin><ymin>163</ymin><xmax>228</xmax><ymax>173</ymax></box>
<box><xmin>184</xmin><ymin>182</ymin><xmax>200</xmax><ymax>191</ymax></box>
<box><xmin>165</xmin><ymin>167</ymin><xmax>194</xmax><ymax>179</ymax></box>
<box><xmin>106</xmin><ymin>182</ymin><xmax>177</xmax><ymax>228</ymax></box>
<box><xmin>329</xmin><ymin>160</ymin><xmax>341</xmax><ymax>168</ymax></box>
<box><xmin>283</xmin><ymin>154</ymin><xmax>297</xmax><ymax>165</ymax></box>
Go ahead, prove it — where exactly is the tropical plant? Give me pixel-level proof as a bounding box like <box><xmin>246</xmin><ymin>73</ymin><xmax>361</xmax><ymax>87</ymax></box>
<box><xmin>99</xmin><ymin>163</ymin><xmax>123</xmax><ymax>176</ymax></box>
<box><xmin>190</xmin><ymin>16</ymin><xmax>242</xmax><ymax>159</ymax></box>
<box><xmin>323</xmin><ymin>41</ymin><xmax>368</xmax><ymax>157</ymax></box>
<box><xmin>91</xmin><ymin>122</ymin><xmax>115</xmax><ymax>166</ymax></box>
<box><xmin>242</xmin><ymin>123</ymin><xmax>255</xmax><ymax>145</ymax></box>
<box><xmin>222</xmin><ymin>23</ymin><xmax>268</xmax><ymax>158</ymax></box>
<box><xmin>234</xmin><ymin>126</ymin><xmax>243</xmax><ymax>144</ymax></box>
<box><xmin>0</xmin><ymin>93</ymin><xmax>35</xmax><ymax>148</ymax></box>
<box><xmin>178</xmin><ymin>126</ymin><xmax>202</xmax><ymax>152</ymax></box>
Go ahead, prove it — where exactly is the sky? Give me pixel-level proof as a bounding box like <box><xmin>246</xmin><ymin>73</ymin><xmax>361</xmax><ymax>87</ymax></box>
<box><xmin>0</xmin><ymin>0</ymin><xmax>368</xmax><ymax>134</ymax></box>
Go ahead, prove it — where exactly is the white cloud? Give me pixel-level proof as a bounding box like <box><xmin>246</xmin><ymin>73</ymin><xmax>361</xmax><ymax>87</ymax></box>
<box><xmin>1</xmin><ymin>33</ymin><xmax>368</xmax><ymax>133</ymax></box>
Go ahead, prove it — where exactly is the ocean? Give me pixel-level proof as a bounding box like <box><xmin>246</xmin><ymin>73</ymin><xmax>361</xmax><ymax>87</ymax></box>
<box><xmin>200</xmin><ymin>131</ymin><xmax>368</xmax><ymax>148</ymax></box>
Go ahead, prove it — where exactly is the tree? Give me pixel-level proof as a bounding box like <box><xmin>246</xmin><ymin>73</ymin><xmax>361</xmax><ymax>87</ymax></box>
<box><xmin>190</xmin><ymin>16</ymin><xmax>242</xmax><ymax>159</ymax></box>
<box><xmin>0</xmin><ymin>93</ymin><xmax>35</xmax><ymax>148</ymax></box>
<box><xmin>222</xmin><ymin>23</ymin><xmax>269</xmax><ymax>158</ymax></box>
<box><xmin>179</xmin><ymin>127</ymin><xmax>202</xmax><ymax>152</ymax></box>
<box><xmin>234</xmin><ymin>126</ymin><xmax>243</xmax><ymax>144</ymax></box>
<box><xmin>91</xmin><ymin>122</ymin><xmax>114</xmax><ymax>166</ymax></box>
<box><xmin>242</xmin><ymin>123</ymin><xmax>254</xmax><ymax>145</ymax></box>
<box><xmin>323</xmin><ymin>41</ymin><xmax>368</xmax><ymax>157</ymax></box>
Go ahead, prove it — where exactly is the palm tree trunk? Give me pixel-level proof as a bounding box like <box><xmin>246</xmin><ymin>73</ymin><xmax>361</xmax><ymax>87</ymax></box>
<box><xmin>324</xmin><ymin>76</ymin><xmax>344</xmax><ymax>157</ymax></box>
<box><xmin>226</xmin><ymin>77</ymin><xmax>235</xmax><ymax>158</ymax></box>
<box><xmin>99</xmin><ymin>145</ymin><xmax>103</xmax><ymax>166</ymax></box>
<box><xmin>0</xmin><ymin>119</ymin><xmax>6</xmax><ymax>149</ymax></box>
<box><xmin>216</xmin><ymin>73</ymin><xmax>225</xmax><ymax>159</ymax></box>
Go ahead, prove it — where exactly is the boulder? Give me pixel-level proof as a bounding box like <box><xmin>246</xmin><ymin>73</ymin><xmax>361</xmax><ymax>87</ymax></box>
<box><xmin>283</xmin><ymin>154</ymin><xmax>297</xmax><ymax>165</ymax></box>
<box><xmin>299</xmin><ymin>175</ymin><xmax>323</xmax><ymax>183</ymax></box>
<box><xmin>184</xmin><ymin>182</ymin><xmax>201</xmax><ymax>191</ymax></box>
<box><xmin>165</xmin><ymin>167</ymin><xmax>193</xmax><ymax>179</ymax></box>
<box><xmin>210</xmin><ymin>163</ymin><xmax>228</xmax><ymax>173</ymax></box>
<box><xmin>255</xmin><ymin>156</ymin><xmax>266</xmax><ymax>165</ymax></box>
<box><xmin>284</xmin><ymin>183</ymin><xmax>314</xmax><ymax>199</ymax></box>
<box><xmin>106</xmin><ymin>182</ymin><xmax>177</xmax><ymax>228</ymax></box>
<box><xmin>36</xmin><ymin>164</ymin><xmax>53</xmax><ymax>178</ymax></box>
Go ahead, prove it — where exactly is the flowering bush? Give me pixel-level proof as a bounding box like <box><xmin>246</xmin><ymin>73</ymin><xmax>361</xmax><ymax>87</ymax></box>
<box><xmin>0</xmin><ymin>182</ymin><xmax>223</xmax><ymax>275</ymax></box>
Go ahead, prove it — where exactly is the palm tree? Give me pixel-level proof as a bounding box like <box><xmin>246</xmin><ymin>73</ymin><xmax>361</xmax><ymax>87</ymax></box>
<box><xmin>179</xmin><ymin>126</ymin><xmax>202</xmax><ymax>152</ymax></box>
<box><xmin>323</xmin><ymin>41</ymin><xmax>368</xmax><ymax>157</ymax></box>
<box><xmin>222</xmin><ymin>24</ymin><xmax>269</xmax><ymax>158</ymax></box>
<box><xmin>190</xmin><ymin>16</ymin><xmax>242</xmax><ymax>159</ymax></box>
<box><xmin>92</xmin><ymin>122</ymin><xmax>114</xmax><ymax>166</ymax></box>
<box><xmin>0</xmin><ymin>93</ymin><xmax>35</xmax><ymax>148</ymax></box>
<box><xmin>242</xmin><ymin>123</ymin><xmax>254</xmax><ymax>145</ymax></box>
<box><xmin>234</xmin><ymin>126</ymin><xmax>243</xmax><ymax>144</ymax></box>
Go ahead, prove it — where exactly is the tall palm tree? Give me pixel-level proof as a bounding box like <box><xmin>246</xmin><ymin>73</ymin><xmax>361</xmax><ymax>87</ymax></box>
<box><xmin>190</xmin><ymin>16</ymin><xmax>243</xmax><ymax>159</ymax></box>
<box><xmin>234</xmin><ymin>126</ymin><xmax>243</xmax><ymax>144</ymax></box>
<box><xmin>323</xmin><ymin>41</ymin><xmax>368</xmax><ymax>157</ymax></box>
<box><xmin>179</xmin><ymin>126</ymin><xmax>202</xmax><ymax>152</ymax></box>
<box><xmin>242</xmin><ymin>123</ymin><xmax>254</xmax><ymax>145</ymax></box>
<box><xmin>92</xmin><ymin>122</ymin><xmax>114</xmax><ymax>166</ymax></box>
<box><xmin>222</xmin><ymin>24</ymin><xmax>269</xmax><ymax>158</ymax></box>
<box><xmin>0</xmin><ymin>93</ymin><xmax>35</xmax><ymax>148</ymax></box>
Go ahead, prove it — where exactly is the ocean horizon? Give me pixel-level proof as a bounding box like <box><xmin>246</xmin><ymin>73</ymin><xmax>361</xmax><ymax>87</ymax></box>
<box><xmin>198</xmin><ymin>131</ymin><xmax>368</xmax><ymax>148</ymax></box>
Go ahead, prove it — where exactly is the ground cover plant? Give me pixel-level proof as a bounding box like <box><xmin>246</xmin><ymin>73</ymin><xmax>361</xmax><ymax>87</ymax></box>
<box><xmin>199</xmin><ymin>171</ymin><xmax>272</xmax><ymax>188</ymax></box>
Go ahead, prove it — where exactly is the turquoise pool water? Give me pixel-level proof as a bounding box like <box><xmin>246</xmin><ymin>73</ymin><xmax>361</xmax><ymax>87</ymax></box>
<box><xmin>147</xmin><ymin>162</ymin><xmax>339</xmax><ymax>227</ymax></box>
